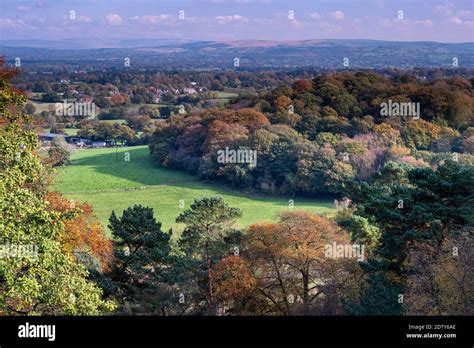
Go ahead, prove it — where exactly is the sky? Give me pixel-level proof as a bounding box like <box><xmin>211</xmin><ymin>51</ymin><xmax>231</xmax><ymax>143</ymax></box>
<box><xmin>0</xmin><ymin>0</ymin><xmax>473</xmax><ymax>43</ymax></box>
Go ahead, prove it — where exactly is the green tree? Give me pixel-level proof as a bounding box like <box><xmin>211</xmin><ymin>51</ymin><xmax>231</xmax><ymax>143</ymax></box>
<box><xmin>347</xmin><ymin>161</ymin><xmax>473</xmax><ymax>315</ymax></box>
<box><xmin>107</xmin><ymin>205</ymin><xmax>174</xmax><ymax>314</ymax></box>
<box><xmin>94</xmin><ymin>96</ymin><xmax>111</xmax><ymax>108</ymax></box>
<box><xmin>0</xmin><ymin>58</ymin><xmax>114</xmax><ymax>315</ymax></box>
<box><xmin>176</xmin><ymin>197</ymin><xmax>242</xmax><ymax>314</ymax></box>
<box><xmin>400</xmin><ymin>119</ymin><xmax>441</xmax><ymax>150</ymax></box>
<box><xmin>41</xmin><ymin>92</ymin><xmax>61</xmax><ymax>103</ymax></box>
<box><xmin>46</xmin><ymin>138</ymin><xmax>71</xmax><ymax>167</ymax></box>
<box><xmin>23</xmin><ymin>103</ymin><xmax>36</xmax><ymax>115</ymax></box>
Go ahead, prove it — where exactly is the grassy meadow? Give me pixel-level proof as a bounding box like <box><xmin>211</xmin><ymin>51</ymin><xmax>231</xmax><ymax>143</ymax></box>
<box><xmin>55</xmin><ymin>146</ymin><xmax>334</xmax><ymax>234</ymax></box>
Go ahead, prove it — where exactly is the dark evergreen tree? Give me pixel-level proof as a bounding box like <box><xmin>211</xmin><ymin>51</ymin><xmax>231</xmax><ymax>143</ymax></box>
<box><xmin>107</xmin><ymin>205</ymin><xmax>174</xmax><ymax>314</ymax></box>
<box><xmin>346</xmin><ymin>161</ymin><xmax>474</xmax><ymax>315</ymax></box>
<box><xmin>176</xmin><ymin>197</ymin><xmax>242</xmax><ymax>314</ymax></box>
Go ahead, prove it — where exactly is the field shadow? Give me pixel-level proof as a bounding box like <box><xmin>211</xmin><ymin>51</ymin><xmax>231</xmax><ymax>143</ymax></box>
<box><xmin>69</xmin><ymin>146</ymin><xmax>197</xmax><ymax>187</ymax></box>
<box><xmin>67</xmin><ymin>146</ymin><xmax>335</xmax><ymax>210</ymax></box>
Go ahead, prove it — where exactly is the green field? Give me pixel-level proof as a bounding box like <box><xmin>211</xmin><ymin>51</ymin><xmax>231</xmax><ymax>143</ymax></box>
<box><xmin>45</xmin><ymin>128</ymin><xmax>79</xmax><ymax>136</ymax></box>
<box><xmin>63</xmin><ymin>128</ymin><xmax>79</xmax><ymax>136</ymax></box>
<box><xmin>214</xmin><ymin>91</ymin><xmax>239</xmax><ymax>99</ymax></box>
<box><xmin>99</xmin><ymin>104</ymin><xmax>163</xmax><ymax>116</ymax></box>
<box><xmin>99</xmin><ymin>119</ymin><xmax>127</xmax><ymax>124</ymax></box>
<box><xmin>55</xmin><ymin>146</ymin><xmax>334</xmax><ymax>233</ymax></box>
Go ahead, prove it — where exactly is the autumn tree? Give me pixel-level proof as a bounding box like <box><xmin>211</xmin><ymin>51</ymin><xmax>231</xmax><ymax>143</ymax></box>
<box><xmin>0</xmin><ymin>58</ymin><xmax>114</xmax><ymax>315</ymax></box>
<box><xmin>216</xmin><ymin>108</ymin><xmax>269</xmax><ymax>131</ymax></box>
<box><xmin>317</xmin><ymin>106</ymin><xmax>351</xmax><ymax>134</ymax></box>
<box><xmin>400</xmin><ymin>119</ymin><xmax>441</xmax><ymax>150</ymax></box>
<box><xmin>373</xmin><ymin>123</ymin><xmax>401</xmax><ymax>146</ymax></box>
<box><xmin>404</xmin><ymin>229</ymin><xmax>473</xmax><ymax>315</ymax></box>
<box><xmin>45</xmin><ymin>192</ymin><xmax>113</xmax><ymax>271</ymax></box>
<box><xmin>125</xmin><ymin>114</ymin><xmax>151</xmax><ymax>132</ymax></box>
<box><xmin>201</xmin><ymin>120</ymin><xmax>248</xmax><ymax>154</ymax></box>
<box><xmin>44</xmin><ymin>137</ymin><xmax>71</xmax><ymax>167</ymax></box>
<box><xmin>272</xmin><ymin>95</ymin><xmax>301</xmax><ymax>126</ymax></box>
<box><xmin>212</xmin><ymin>256</ymin><xmax>257</xmax><ymax>315</ymax></box>
<box><xmin>292</xmin><ymin>79</ymin><xmax>313</xmax><ymax>94</ymax></box>
<box><xmin>244</xmin><ymin>211</ymin><xmax>353</xmax><ymax>315</ymax></box>
<box><xmin>295</xmin><ymin>142</ymin><xmax>356</xmax><ymax>195</ymax></box>
<box><xmin>460</xmin><ymin>127</ymin><xmax>474</xmax><ymax>154</ymax></box>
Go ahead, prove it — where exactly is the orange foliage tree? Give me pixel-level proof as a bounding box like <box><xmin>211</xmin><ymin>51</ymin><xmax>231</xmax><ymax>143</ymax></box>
<box><xmin>292</xmin><ymin>79</ymin><xmax>313</xmax><ymax>94</ymax></box>
<box><xmin>46</xmin><ymin>192</ymin><xmax>113</xmax><ymax>270</ymax></box>
<box><xmin>213</xmin><ymin>255</ymin><xmax>257</xmax><ymax>315</ymax></box>
<box><xmin>241</xmin><ymin>211</ymin><xmax>354</xmax><ymax>315</ymax></box>
<box><xmin>216</xmin><ymin>108</ymin><xmax>270</xmax><ymax>131</ymax></box>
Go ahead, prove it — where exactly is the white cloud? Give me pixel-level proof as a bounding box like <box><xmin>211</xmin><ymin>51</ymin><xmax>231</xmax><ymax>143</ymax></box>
<box><xmin>130</xmin><ymin>15</ymin><xmax>172</xmax><ymax>24</ymax></box>
<box><xmin>379</xmin><ymin>17</ymin><xmax>434</xmax><ymax>28</ymax></box>
<box><xmin>308</xmin><ymin>12</ymin><xmax>321</xmax><ymax>20</ymax></box>
<box><xmin>214</xmin><ymin>15</ymin><xmax>248</xmax><ymax>24</ymax></box>
<box><xmin>448</xmin><ymin>16</ymin><xmax>463</xmax><ymax>24</ymax></box>
<box><xmin>329</xmin><ymin>10</ymin><xmax>345</xmax><ymax>21</ymax></box>
<box><xmin>0</xmin><ymin>18</ymin><xmax>31</xmax><ymax>30</ymax></box>
<box><xmin>414</xmin><ymin>19</ymin><xmax>434</xmax><ymax>26</ymax></box>
<box><xmin>105</xmin><ymin>14</ymin><xmax>122</xmax><ymax>25</ymax></box>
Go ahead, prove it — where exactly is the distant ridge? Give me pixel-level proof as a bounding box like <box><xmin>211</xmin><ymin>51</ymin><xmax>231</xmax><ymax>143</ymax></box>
<box><xmin>2</xmin><ymin>38</ymin><xmax>473</xmax><ymax>50</ymax></box>
<box><xmin>1</xmin><ymin>39</ymin><xmax>473</xmax><ymax>69</ymax></box>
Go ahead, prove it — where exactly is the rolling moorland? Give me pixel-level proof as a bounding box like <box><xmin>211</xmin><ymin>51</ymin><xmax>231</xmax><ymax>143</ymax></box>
<box><xmin>3</xmin><ymin>39</ymin><xmax>474</xmax><ymax>70</ymax></box>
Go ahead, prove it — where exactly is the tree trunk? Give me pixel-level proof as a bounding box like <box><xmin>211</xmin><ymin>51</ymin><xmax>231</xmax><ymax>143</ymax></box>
<box><xmin>302</xmin><ymin>271</ymin><xmax>309</xmax><ymax>314</ymax></box>
<box><xmin>206</xmin><ymin>245</ymin><xmax>216</xmax><ymax>315</ymax></box>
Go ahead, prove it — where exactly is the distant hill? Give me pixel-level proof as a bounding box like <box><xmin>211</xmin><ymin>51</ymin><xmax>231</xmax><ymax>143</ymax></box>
<box><xmin>1</xmin><ymin>39</ymin><xmax>473</xmax><ymax>69</ymax></box>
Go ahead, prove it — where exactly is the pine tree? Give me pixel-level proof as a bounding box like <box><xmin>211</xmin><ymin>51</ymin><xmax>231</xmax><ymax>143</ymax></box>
<box><xmin>346</xmin><ymin>160</ymin><xmax>473</xmax><ymax>315</ymax></box>
<box><xmin>176</xmin><ymin>196</ymin><xmax>242</xmax><ymax>315</ymax></box>
<box><xmin>107</xmin><ymin>205</ymin><xmax>173</xmax><ymax>314</ymax></box>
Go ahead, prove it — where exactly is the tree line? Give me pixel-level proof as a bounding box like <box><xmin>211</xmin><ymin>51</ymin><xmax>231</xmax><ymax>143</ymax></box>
<box><xmin>1</xmin><ymin>59</ymin><xmax>472</xmax><ymax>315</ymax></box>
<box><xmin>149</xmin><ymin>71</ymin><xmax>474</xmax><ymax>197</ymax></box>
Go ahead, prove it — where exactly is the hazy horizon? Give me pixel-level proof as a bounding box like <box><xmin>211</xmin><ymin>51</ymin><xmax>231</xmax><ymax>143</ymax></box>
<box><xmin>4</xmin><ymin>37</ymin><xmax>474</xmax><ymax>44</ymax></box>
